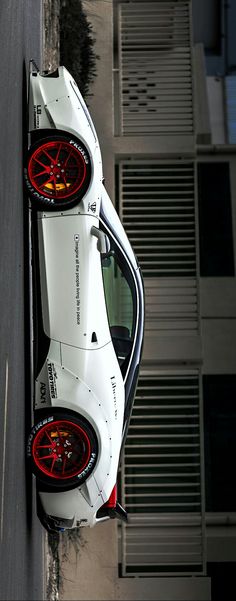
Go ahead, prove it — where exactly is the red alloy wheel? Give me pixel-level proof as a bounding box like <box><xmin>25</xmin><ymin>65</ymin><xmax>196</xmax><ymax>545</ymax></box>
<box><xmin>32</xmin><ymin>419</ymin><xmax>91</xmax><ymax>480</ymax></box>
<box><xmin>28</xmin><ymin>140</ymin><xmax>87</xmax><ymax>200</ymax></box>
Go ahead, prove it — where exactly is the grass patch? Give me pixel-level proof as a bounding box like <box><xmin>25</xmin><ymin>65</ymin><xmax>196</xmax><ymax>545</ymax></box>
<box><xmin>46</xmin><ymin>528</ymin><xmax>85</xmax><ymax>600</ymax></box>
<box><xmin>47</xmin><ymin>532</ymin><xmax>61</xmax><ymax>601</ymax></box>
<box><xmin>60</xmin><ymin>0</ymin><xmax>98</xmax><ymax>97</ymax></box>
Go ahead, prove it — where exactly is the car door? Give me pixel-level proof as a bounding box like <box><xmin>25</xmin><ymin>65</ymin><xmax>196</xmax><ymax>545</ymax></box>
<box><xmin>37</xmin><ymin>213</ymin><xmax>111</xmax><ymax>349</ymax></box>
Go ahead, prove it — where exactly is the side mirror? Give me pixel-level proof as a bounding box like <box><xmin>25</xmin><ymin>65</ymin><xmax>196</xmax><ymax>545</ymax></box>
<box><xmin>91</xmin><ymin>226</ymin><xmax>110</xmax><ymax>254</ymax></box>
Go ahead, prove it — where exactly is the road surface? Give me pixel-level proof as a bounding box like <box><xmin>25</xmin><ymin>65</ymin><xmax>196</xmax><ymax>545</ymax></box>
<box><xmin>0</xmin><ymin>1</ymin><xmax>45</xmax><ymax>599</ymax></box>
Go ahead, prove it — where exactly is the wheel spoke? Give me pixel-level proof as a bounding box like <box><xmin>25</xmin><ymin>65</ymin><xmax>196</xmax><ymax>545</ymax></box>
<box><xmin>38</xmin><ymin>175</ymin><xmax>54</xmax><ymax>189</ymax></box>
<box><xmin>56</xmin><ymin>426</ymin><xmax>64</xmax><ymax>443</ymax></box>
<box><xmin>34</xmin><ymin>157</ymin><xmax>48</xmax><ymax>169</ymax></box>
<box><xmin>56</xmin><ymin>143</ymin><xmax>62</xmax><ymax>163</ymax></box>
<box><xmin>53</xmin><ymin>176</ymin><xmax>57</xmax><ymax>195</ymax></box>
<box><xmin>61</xmin><ymin>174</ymin><xmax>68</xmax><ymax>188</ymax></box>
<box><xmin>38</xmin><ymin>454</ymin><xmax>55</xmax><ymax>461</ymax></box>
<box><xmin>45</xmin><ymin>430</ymin><xmax>53</xmax><ymax>443</ymax></box>
<box><xmin>50</xmin><ymin>456</ymin><xmax>58</xmax><ymax>473</ymax></box>
<box><xmin>42</xmin><ymin>148</ymin><xmax>55</xmax><ymax>162</ymax></box>
<box><xmin>64</xmin><ymin>149</ymin><xmax>73</xmax><ymax>167</ymax></box>
<box><xmin>36</xmin><ymin>444</ymin><xmax>54</xmax><ymax>449</ymax></box>
<box><xmin>34</xmin><ymin>169</ymin><xmax>49</xmax><ymax>178</ymax></box>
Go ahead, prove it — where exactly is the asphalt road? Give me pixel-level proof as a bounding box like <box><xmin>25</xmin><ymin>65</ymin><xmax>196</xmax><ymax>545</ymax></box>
<box><xmin>0</xmin><ymin>2</ymin><xmax>45</xmax><ymax>599</ymax></box>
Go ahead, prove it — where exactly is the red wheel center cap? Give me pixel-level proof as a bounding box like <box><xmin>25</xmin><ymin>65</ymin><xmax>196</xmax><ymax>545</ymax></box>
<box><xmin>53</xmin><ymin>166</ymin><xmax>61</xmax><ymax>176</ymax></box>
<box><xmin>56</xmin><ymin>444</ymin><xmax>65</xmax><ymax>456</ymax></box>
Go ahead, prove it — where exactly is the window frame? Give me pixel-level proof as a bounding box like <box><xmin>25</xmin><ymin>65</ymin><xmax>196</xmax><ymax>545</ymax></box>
<box><xmin>100</xmin><ymin>227</ymin><xmax>138</xmax><ymax>379</ymax></box>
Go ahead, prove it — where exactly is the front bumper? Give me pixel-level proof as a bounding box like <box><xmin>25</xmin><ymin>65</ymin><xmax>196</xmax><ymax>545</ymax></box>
<box><xmin>28</xmin><ymin>63</ymin><xmax>97</xmax><ymax>149</ymax></box>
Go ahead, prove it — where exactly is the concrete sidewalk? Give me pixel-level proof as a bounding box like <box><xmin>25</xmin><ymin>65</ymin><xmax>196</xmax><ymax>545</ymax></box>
<box><xmin>43</xmin><ymin>0</ymin><xmax>60</xmax><ymax>70</ymax></box>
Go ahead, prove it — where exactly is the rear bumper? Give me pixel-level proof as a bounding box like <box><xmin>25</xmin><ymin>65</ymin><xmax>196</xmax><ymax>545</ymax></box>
<box><xmin>37</xmin><ymin>491</ymin><xmax>75</xmax><ymax>532</ymax></box>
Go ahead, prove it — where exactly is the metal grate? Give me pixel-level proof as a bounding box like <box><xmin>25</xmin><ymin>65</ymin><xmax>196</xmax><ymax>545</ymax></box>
<box><xmin>118</xmin><ymin>0</ymin><xmax>193</xmax><ymax>135</ymax></box>
<box><xmin>119</xmin><ymin>160</ymin><xmax>196</xmax><ymax>278</ymax></box>
<box><xmin>121</xmin><ymin>371</ymin><xmax>205</xmax><ymax>576</ymax></box>
<box><xmin>144</xmin><ymin>277</ymin><xmax>198</xmax><ymax>334</ymax></box>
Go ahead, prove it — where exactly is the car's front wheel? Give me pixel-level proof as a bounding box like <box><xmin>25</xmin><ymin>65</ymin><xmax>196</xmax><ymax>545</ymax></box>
<box><xmin>24</xmin><ymin>135</ymin><xmax>91</xmax><ymax>210</ymax></box>
<box><xmin>27</xmin><ymin>409</ymin><xmax>98</xmax><ymax>490</ymax></box>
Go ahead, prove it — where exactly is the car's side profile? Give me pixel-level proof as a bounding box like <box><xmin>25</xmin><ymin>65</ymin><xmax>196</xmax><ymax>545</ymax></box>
<box><xmin>25</xmin><ymin>61</ymin><xmax>144</xmax><ymax>532</ymax></box>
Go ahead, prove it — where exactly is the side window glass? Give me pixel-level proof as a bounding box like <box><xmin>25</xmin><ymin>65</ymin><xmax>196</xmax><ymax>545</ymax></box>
<box><xmin>102</xmin><ymin>254</ymin><xmax>134</xmax><ymax>367</ymax></box>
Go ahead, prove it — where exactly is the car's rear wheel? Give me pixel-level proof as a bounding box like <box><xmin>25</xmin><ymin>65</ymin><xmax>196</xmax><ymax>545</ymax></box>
<box><xmin>24</xmin><ymin>135</ymin><xmax>91</xmax><ymax>210</ymax></box>
<box><xmin>27</xmin><ymin>409</ymin><xmax>98</xmax><ymax>490</ymax></box>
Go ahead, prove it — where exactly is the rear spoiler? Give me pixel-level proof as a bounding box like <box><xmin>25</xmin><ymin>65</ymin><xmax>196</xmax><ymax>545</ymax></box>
<box><xmin>96</xmin><ymin>485</ymin><xmax>128</xmax><ymax>523</ymax></box>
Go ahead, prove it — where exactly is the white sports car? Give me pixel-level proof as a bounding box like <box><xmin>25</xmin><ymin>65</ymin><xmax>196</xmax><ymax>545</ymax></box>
<box><xmin>25</xmin><ymin>61</ymin><xmax>144</xmax><ymax>532</ymax></box>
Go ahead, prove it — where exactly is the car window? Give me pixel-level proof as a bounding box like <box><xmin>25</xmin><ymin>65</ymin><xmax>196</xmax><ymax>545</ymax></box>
<box><xmin>101</xmin><ymin>253</ymin><xmax>135</xmax><ymax>371</ymax></box>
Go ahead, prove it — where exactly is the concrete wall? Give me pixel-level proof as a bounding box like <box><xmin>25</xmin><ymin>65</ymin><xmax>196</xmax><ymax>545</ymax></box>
<box><xmin>60</xmin><ymin>521</ymin><xmax>118</xmax><ymax>601</ymax></box>
<box><xmin>59</xmin><ymin>522</ymin><xmax>210</xmax><ymax>601</ymax></box>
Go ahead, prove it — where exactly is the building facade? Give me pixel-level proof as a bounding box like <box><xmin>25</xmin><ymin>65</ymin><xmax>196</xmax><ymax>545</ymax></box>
<box><xmin>60</xmin><ymin>1</ymin><xmax>236</xmax><ymax>599</ymax></box>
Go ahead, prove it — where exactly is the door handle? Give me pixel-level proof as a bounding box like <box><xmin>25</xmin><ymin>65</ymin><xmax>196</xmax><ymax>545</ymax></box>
<box><xmin>91</xmin><ymin>226</ymin><xmax>110</xmax><ymax>254</ymax></box>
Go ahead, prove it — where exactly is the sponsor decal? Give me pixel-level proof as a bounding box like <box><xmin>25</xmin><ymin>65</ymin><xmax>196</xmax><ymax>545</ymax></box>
<box><xmin>88</xmin><ymin>202</ymin><xmax>96</xmax><ymax>214</ymax></box>
<box><xmin>33</xmin><ymin>104</ymin><xmax>42</xmax><ymax>129</ymax></box>
<box><xmin>47</xmin><ymin>363</ymin><xmax>58</xmax><ymax>399</ymax></box>
<box><xmin>74</xmin><ymin>235</ymin><xmax>81</xmax><ymax>325</ymax></box>
<box><xmin>40</xmin><ymin>381</ymin><xmax>47</xmax><ymax>403</ymax></box>
<box><xmin>110</xmin><ymin>376</ymin><xmax>118</xmax><ymax>419</ymax></box>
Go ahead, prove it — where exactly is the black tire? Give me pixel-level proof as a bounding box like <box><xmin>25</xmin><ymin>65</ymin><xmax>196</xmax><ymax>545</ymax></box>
<box><xmin>27</xmin><ymin>408</ymin><xmax>98</xmax><ymax>491</ymax></box>
<box><xmin>24</xmin><ymin>134</ymin><xmax>91</xmax><ymax>211</ymax></box>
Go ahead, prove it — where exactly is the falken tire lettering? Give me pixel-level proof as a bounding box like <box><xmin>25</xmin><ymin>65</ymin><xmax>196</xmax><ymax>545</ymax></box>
<box><xmin>77</xmin><ymin>452</ymin><xmax>97</xmax><ymax>480</ymax></box>
<box><xmin>69</xmin><ymin>140</ymin><xmax>89</xmax><ymax>164</ymax></box>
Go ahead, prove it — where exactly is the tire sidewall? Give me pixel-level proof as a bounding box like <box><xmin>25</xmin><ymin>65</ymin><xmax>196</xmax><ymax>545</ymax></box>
<box><xmin>25</xmin><ymin>134</ymin><xmax>92</xmax><ymax>211</ymax></box>
<box><xmin>27</xmin><ymin>409</ymin><xmax>98</xmax><ymax>491</ymax></box>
